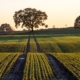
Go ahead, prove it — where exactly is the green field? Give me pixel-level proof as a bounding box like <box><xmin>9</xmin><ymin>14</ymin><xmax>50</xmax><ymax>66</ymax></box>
<box><xmin>0</xmin><ymin>28</ymin><xmax>80</xmax><ymax>80</ymax></box>
<box><xmin>0</xmin><ymin>35</ymin><xmax>28</xmax><ymax>52</ymax></box>
<box><xmin>0</xmin><ymin>53</ymin><xmax>21</xmax><ymax>78</ymax></box>
<box><xmin>23</xmin><ymin>53</ymin><xmax>56</xmax><ymax>80</ymax></box>
<box><xmin>51</xmin><ymin>53</ymin><xmax>80</xmax><ymax>80</ymax></box>
<box><xmin>35</xmin><ymin>35</ymin><xmax>80</xmax><ymax>53</ymax></box>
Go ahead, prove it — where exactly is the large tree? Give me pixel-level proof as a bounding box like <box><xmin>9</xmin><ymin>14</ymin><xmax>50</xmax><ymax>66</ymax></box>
<box><xmin>74</xmin><ymin>16</ymin><xmax>80</xmax><ymax>29</ymax></box>
<box><xmin>13</xmin><ymin>8</ymin><xmax>48</xmax><ymax>32</ymax></box>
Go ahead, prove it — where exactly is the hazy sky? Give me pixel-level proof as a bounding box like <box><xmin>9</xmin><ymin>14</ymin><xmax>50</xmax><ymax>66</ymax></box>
<box><xmin>0</xmin><ymin>0</ymin><xmax>80</xmax><ymax>30</ymax></box>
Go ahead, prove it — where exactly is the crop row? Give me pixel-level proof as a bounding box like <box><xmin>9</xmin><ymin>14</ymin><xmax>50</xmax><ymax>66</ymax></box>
<box><xmin>0</xmin><ymin>35</ymin><xmax>28</xmax><ymax>42</ymax></box>
<box><xmin>0</xmin><ymin>53</ymin><xmax>21</xmax><ymax>79</ymax></box>
<box><xmin>23</xmin><ymin>53</ymin><xmax>56</xmax><ymax>80</ymax></box>
<box><xmin>38</xmin><ymin>42</ymin><xmax>62</xmax><ymax>53</ymax></box>
<box><xmin>30</xmin><ymin>37</ymin><xmax>37</xmax><ymax>52</ymax></box>
<box><xmin>0</xmin><ymin>53</ymin><xmax>10</xmax><ymax>63</ymax></box>
<box><xmin>34</xmin><ymin>35</ymin><xmax>80</xmax><ymax>53</ymax></box>
<box><xmin>0</xmin><ymin>35</ymin><xmax>28</xmax><ymax>52</ymax></box>
<box><xmin>0</xmin><ymin>43</ymin><xmax>25</xmax><ymax>52</ymax></box>
<box><xmin>1</xmin><ymin>35</ymin><xmax>80</xmax><ymax>53</ymax></box>
<box><xmin>51</xmin><ymin>53</ymin><xmax>80</xmax><ymax>80</ymax></box>
<box><xmin>57</xmin><ymin>42</ymin><xmax>80</xmax><ymax>52</ymax></box>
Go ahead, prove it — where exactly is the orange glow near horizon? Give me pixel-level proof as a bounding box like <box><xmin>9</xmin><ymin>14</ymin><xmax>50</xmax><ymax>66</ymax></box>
<box><xmin>0</xmin><ymin>0</ymin><xmax>80</xmax><ymax>31</ymax></box>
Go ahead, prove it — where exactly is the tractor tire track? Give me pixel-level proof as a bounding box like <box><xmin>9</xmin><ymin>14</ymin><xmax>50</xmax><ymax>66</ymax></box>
<box><xmin>2</xmin><ymin>35</ymin><xmax>30</xmax><ymax>80</ymax></box>
<box><xmin>24</xmin><ymin>35</ymin><xmax>30</xmax><ymax>53</ymax></box>
<box><xmin>46</xmin><ymin>54</ymin><xmax>78</xmax><ymax>80</ymax></box>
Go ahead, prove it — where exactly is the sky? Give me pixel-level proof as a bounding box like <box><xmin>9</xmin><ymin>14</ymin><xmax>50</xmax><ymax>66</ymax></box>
<box><xmin>0</xmin><ymin>0</ymin><xmax>80</xmax><ymax>31</ymax></box>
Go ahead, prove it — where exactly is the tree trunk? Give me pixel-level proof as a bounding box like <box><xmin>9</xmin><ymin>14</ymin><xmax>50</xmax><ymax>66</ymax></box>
<box><xmin>31</xmin><ymin>26</ymin><xmax>34</xmax><ymax>32</ymax></box>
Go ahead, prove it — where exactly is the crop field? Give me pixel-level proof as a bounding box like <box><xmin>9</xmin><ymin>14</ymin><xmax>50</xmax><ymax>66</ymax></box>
<box><xmin>51</xmin><ymin>53</ymin><xmax>80</xmax><ymax>80</ymax></box>
<box><xmin>0</xmin><ymin>35</ymin><xmax>28</xmax><ymax>52</ymax></box>
<box><xmin>0</xmin><ymin>53</ymin><xmax>21</xmax><ymax>79</ymax></box>
<box><xmin>0</xmin><ymin>29</ymin><xmax>80</xmax><ymax>80</ymax></box>
<box><xmin>23</xmin><ymin>53</ymin><xmax>56</xmax><ymax>80</ymax></box>
<box><xmin>35</xmin><ymin>35</ymin><xmax>80</xmax><ymax>53</ymax></box>
<box><xmin>30</xmin><ymin>35</ymin><xmax>37</xmax><ymax>52</ymax></box>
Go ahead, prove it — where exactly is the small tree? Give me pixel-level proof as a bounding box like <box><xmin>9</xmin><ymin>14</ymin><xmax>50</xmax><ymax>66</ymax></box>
<box><xmin>13</xmin><ymin>8</ymin><xmax>48</xmax><ymax>32</ymax></box>
<box><xmin>74</xmin><ymin>16</ymin><xmax>80</xmax><ymax>29</ymax></box>
<box><xmin>0</xmin><ymin>23</ymin><xmax>13</xmax><ymax>32</ymax></box>
<box><xmin>45</xmin><ymin>25</ymin><xmax>48</xmax><ymax>29</ymax></box>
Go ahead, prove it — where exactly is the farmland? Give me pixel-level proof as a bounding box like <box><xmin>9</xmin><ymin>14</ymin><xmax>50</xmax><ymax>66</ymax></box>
<box><xmin>35</xmin><ymin>35</ymin><xmax>80</xmax><ymax>53</ymax></box>
<box><xmin>0</xmin><ymin>28</ymin><xmax>80</xmax><ymax>80</ymax></box>
<box><xmin>51</xmin><ymin>53</ymin><xmax>80</xmax><ymax>80</ymax></box>
<box><xmin>0</xmin><ymin>35</ymin><xmax>28</xmax><ymax>52</ymax></box>
<box><xmin>23</xmin><ymin>53</ymin><xmax>56</xmax><ymax>80</ymax></box>
<box><xmin>0</xmin><ymin>53</ymin><xmax>21</xmax><ymax>79</ymax></box>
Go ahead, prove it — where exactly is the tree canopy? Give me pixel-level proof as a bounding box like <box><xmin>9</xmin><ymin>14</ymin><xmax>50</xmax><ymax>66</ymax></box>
<box><xmin>13</xmin><ymin>8</ymin><xmax>48</xmax><ymax>32</ymax></box>
<box><xmin>0</xmin><ymin>23</ymin><xmax>13</xmax><ymax>32</ymax></box>
<box><xmin>74</xmin><ymin>16</ymin><xmax>80</xmax><ymax>29</ymax></box>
